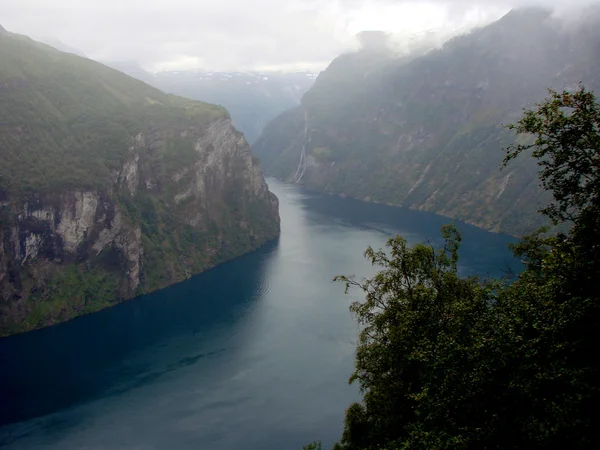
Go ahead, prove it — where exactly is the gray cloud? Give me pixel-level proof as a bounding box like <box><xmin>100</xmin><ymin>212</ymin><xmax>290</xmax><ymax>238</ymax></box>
<box><xmin>1</xmin><ymin>0</ymin><xmax>598</xmax><ymax>72</ymax></box>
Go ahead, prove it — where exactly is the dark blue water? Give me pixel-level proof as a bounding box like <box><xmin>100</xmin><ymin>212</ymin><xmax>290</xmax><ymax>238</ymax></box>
<box><xmin>0</xmin><ymin>179</ymin><xmax>520</xmax><ymax>449</ymax></box>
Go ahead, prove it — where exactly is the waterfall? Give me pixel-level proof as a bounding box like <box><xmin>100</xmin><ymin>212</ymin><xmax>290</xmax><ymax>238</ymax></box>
<box><xmin>294</xmin><ymin>110</ymin><xmax>310</xmax><ymax>184</ymax></box>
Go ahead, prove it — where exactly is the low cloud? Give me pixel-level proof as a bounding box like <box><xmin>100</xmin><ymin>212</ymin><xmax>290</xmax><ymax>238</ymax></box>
<box><xmin>1</xmin><ymin>0</ymin><xmax>598</xmax><ymax>72</ymax></box>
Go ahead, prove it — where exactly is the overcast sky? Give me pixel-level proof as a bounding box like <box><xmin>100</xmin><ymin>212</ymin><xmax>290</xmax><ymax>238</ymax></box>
<box><xmin>1</xmin><ymin>0</ymin><xmax>598</xmax><ymax>72</ymax></box>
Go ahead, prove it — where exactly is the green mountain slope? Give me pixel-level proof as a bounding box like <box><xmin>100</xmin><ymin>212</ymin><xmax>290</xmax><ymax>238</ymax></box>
<box><xmin>0</xmin><ymin>28</ymin><xmax>280</xmax><ymax>336</ymax></box>
<box><xmin>0</xmin><ymin>32</ymin><xmax>225</xmax><ymax>192</ymax></box>
<box><xmin>253</xmin><ymin>8</ymin><xmax>600</xmax><ymax>235</ymax></box>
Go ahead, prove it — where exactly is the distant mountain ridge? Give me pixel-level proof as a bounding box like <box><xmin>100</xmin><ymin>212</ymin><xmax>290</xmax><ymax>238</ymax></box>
<box><xmin>35</xmin><ymin>36</ymin><xmax>87</xmax><ymax>57</ymax></box>
<box><xmin>94</xmin><ymin>62</ymin><xmax>317</xmax><ymax>144</ymax></box>
<box><xmin>151</xmin><ymin>70</ymin><xmax>317</xmax><ymax>144</ymax></box>
<box><xmin>24</xmin><ymin>36</ymin><xmax>317</xmax><ymax>144</ymax></box>
<box><xmin>253</xmin><ymin>7</ymin><xmax>600</xmax><ymax>236</ymax></box>
<box><xmin>101</xmin><ymin>60</ymin><xmax>156</xmax><ymax>84</ymax></box>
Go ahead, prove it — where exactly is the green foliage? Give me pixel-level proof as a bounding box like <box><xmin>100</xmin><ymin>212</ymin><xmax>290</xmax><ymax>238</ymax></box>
<box><xmin>0</xmin><ymin>29</ymin><xmax>280</xmax><ymax>335</ymax></box>
<box><xmin>331</xmin><ymin>227</ymin><xmax>503</xmax><ymax>449</ymax></box>
<box><xmin>9</xmin><ymin>261</ymin><xmax>123</xmax><ymax>336</ymax></box>
<box><xmin>0</xmin><ymin>30</ymin><xmax>226</xmax><ymax>194</ymax></box>
<box><xmin>505</xmin><ymin>86</ymin><xmax>600</xmax><ymax>224</ymax></box>
<box><xmin>323</xmin><ymin>87</ymin><xmax>600</xmax><ymax>449</ymax></box>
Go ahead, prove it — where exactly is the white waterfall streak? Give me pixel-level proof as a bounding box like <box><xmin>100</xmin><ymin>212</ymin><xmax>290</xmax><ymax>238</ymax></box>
<box><xmin>294</xmin><ymin>110</ymin><xmax>310</xmax><ymax>184</ymax></box>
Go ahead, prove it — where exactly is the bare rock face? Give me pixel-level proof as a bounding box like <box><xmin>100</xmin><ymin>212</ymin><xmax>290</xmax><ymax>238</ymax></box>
<box><xmin>0</xmin><ymin>118</ymin><xmax>279</xmax><ymax>336</ymax></box>
<box><xmin>0</xmin><ymin>27</ymin><xmax>280</xmax><ymax>336</ymax></box>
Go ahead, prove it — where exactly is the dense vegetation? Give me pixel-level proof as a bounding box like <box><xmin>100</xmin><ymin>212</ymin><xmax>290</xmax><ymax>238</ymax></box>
<box><xmin>306</xmin><ymin>87</ymin><xmax>599</xmax><ymax>449</ymax></box>
<box><xmin>0</xmin><ymin>29</ymin><xmax>280</xmax><ymax>335</ymax></box>
<box><xmin>254</xmin><ymin>7</ymin><xmax>600</xmax><ymax>236</ymax></box>
<box><xmin>0</xmin><ymin>30</ymin><xmax>227</xmax><ymax>194</ymax></box>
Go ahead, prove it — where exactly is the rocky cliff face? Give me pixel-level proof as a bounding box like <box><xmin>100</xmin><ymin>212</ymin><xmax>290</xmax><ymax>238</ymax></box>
<box><xmin>0</xmin><ymin>118</ymin><xmax>279</xmax><ymax>336</ymax></box>
<box><xmin>0</xmin><ymin>29</ymin><xmax>279</xmax><ymax>336</ymax></box>
<box><xmin>253</xmin><ymin>8</ymin><xmax>600</xmax><ymax>236</ymax></box>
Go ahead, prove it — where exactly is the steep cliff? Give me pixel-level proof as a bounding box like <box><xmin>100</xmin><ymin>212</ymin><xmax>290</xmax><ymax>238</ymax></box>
<box><xmin>0</xmin><ymin>28</ymin><xmax>279</xmax><ymax>336</ymax></box>
<box><xmin>253</xmin><ymin>8</ymin><xmax>600</xmax><ymax>235</ymax></box>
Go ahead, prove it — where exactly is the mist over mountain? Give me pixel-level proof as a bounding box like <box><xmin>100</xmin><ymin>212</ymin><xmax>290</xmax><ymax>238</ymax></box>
<box><xmin>253</xmin><ymin>6</ymin><xmax>600</xmax><ymax>236</ymax></box>
<box><xmin>23</xmin><ymin>34</ymin><xmax>317</xmax><ymax>146</ymax></box>
<box><xmin>100</xmin><ymin>60</ymin><xmax>155</xmax><ymax>85</ymax></box>
<box><xmin>88</xmin><ymin>60</ymin><xmax>316</xmax><ymax>144</ymax></box>
<box><xmin>152</xmin><ymin>70</ymin><xmax>317</xmax><ymax>144</ymax></box>
<box><xmin>35</xmin><ymin>36</ymin><xmax>87</xmax><ymax>57</ymax></box>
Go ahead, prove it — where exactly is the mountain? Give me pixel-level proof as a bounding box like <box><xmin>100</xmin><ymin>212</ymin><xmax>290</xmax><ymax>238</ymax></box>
<box><xmin>152</xmin><ymin>70</ymin><xmax>316</xmax><ymax>144</ymax></box>
<box><xmin>102</xmin><ymin>60</ymin><xmax>156</xmax><ymax>85</ymax></box>
<box><xmin>98</xmin><ymin>64</ymin><xmax>316</xmax><ymax>145</ymax></box>
<box><xmin>0</xmin><ymin>27</ymin><xmax>280</xmax><ymax>336</ymax></box>
<box><xmin>35</xmin><ymin>36</ymin><xmax>87</xmax><ymax>57</ymax></box>
<box><xmin>253</xmin><ymin>7</ymin><xmax>600</xmax><ymax>236</ymax></box>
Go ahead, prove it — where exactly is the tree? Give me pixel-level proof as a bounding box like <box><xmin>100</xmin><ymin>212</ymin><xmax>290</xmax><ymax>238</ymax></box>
<box><xmin>505</xmin><ymin>86</ymin><xmax>600</xmax><ymax>225</ymax></box>
<box><xmin>332</xmin><ymin>226</ymin><xmax>502</xmax><ymax>449</ymax></box>
<box><xmin>498</xmin><ymin>86</ymin><xmax>600</xmax><ymax>448</ymax></box>
<box><xmin>326</xmin><ymin>86</ymin><xmax>600</xmax><ymax>449</ymax></box>
<box><xmin>504</xmin><ymin>86</ymin><xmax>600</xmax><ymax>297</ymax></box>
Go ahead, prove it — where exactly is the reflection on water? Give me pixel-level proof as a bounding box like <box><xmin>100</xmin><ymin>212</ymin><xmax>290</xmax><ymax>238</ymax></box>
<box><xmin>0</xmin><ymin>179</ymin><xmax>519</xmax><ymax>449</ymax></box>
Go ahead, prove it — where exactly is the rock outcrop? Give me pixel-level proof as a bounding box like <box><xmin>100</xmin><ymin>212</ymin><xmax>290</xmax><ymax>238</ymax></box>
<box><xmin>0</xmin><ymin>28</ymin><xmax>279</xmax><ymax>336</ymax></box>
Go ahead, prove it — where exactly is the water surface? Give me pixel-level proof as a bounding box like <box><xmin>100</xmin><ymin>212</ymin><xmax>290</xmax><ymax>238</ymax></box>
<box><xmin>0</xmin><ymin>179</ymin><xmax>519</xmax><ymax>449</ymax></box>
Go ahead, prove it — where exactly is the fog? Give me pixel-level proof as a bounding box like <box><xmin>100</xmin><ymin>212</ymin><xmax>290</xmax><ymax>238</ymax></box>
<box><xmin>1</xmin><ymin>0</ymin><xmax>599</xmax><ymax>72</ymax></box>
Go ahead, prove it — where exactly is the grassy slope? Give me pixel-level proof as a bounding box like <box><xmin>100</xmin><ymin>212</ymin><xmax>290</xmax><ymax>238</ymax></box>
<box><xmin>0</xmin><ymin>31</ymin><xmax>227</xmax><ymax>194</ymax></box>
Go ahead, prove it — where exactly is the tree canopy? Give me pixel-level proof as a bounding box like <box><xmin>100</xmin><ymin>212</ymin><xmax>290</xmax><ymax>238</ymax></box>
<box><xmin>313</xmin><ymin>86</ymin><xmax>600</xmax><ymax>449</ymax></box>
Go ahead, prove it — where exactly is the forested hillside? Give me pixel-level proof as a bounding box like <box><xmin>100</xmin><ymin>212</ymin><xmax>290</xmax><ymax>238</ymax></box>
<box><xmin>254</xmin><ymin>8</ymin><xmax>600</xmax><ymax>236</ymax></box>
